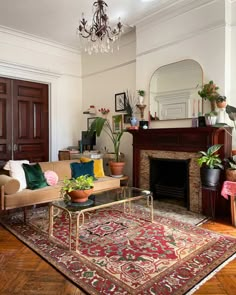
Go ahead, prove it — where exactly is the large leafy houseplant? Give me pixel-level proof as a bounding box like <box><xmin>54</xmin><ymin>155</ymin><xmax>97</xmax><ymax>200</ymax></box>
<box><xmin>89</xmin><ymin>116</ymin><xmax>125</xmax><ymax>162</ymax></box>
<box><xmin>197</xmin><ymin>144</ymin><xmax>223</xmax><ymax>187</ymax></box>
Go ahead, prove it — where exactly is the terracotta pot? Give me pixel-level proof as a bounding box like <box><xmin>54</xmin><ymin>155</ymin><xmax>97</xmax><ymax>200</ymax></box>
<box><xmin>67</xmin><ymin>188</ymin><xmax>94</xmax><ymax>203</ymax></box>
<box><xmin>216</xmin><ymin>101</ymin><xmax>227</xmax><ymax>109</ymax></box>
<box><xmin>226</xmin><ymin>169</ymin><xmax>236</xmax><ymax>182</ymax></box>
<box><xmin>231</xmin><ymin>150</ymin><xmax>236</xmax><ymax>156</ymax></box>
<box><xmin>109</xmin><ymin>161</ymin><xmax>125</xmax><ymax>177</ymax></box>
<box><xmin>103</xmin><ymin>153</ymin><xmax>125</xmax><ymax>175</ymax></box>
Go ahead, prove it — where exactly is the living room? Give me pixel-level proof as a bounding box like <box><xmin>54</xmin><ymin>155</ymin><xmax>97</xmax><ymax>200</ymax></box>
<box><xmin>1</xmin><ymin>0</ymin><xmax>236</xmax><ymax>294</ymax></box>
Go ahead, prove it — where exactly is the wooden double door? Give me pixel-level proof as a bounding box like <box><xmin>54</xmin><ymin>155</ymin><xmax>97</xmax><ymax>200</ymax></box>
<box><xmin>0</xmin><ymin>77</ymin><xmax>49</xmax><ymax>163</ymax></box>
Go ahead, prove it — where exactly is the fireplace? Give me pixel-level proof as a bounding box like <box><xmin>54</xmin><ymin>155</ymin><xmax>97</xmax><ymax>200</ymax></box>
<box><xmin>128</xmin><ymin>127</ymin><xmax>232</xmax><ymax>216</ymax></box>
<box><xmin>150</xmin><ymin>157</ymin><xmax>190</xmax><ymax>208</ymax></box>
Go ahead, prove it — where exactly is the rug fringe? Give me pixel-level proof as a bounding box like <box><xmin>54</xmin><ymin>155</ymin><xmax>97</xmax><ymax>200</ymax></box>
<box><xmin>186</xmin><ymin>252</ymin><xmax>236</xmax><ymax>294</ymax></box>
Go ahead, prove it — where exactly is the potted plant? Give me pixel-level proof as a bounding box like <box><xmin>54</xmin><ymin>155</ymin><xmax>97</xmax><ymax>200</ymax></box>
<box><xmin>204</xmin><ymin>110</ymin><xmax>218</xmax><ymax>126</ymax></box>
<box><xmin>216</xmin><ymin>95</ymin><xmax>227</xmax><ymax>109</ymax></box>
<box><xmin>224</xmin><ymin>155</ymin><xmax>236</xmax><ymax>181</ymax></box>
<box><xmin>89</xmin><ymin>116</ymin><xmax>126</xmax><ymax>177</ymax></box>
<box><xmin>197</xmin><ymin>144</ymin><xmax>224</xmax><ymax>187</ymax></box>
<box><xmin>61</xmin><ymin>174</ymin><xmax>94</xmax><ymax>203</ymax></box>
<box><xmin>137</xmin><ymin>89</ymin><xmax>145</xmax><ymax>105</ymax></box>
<box><xmin>198</xmin><ymin>80</ymin><xmax>219</xmax><ymax>111</ymax></box>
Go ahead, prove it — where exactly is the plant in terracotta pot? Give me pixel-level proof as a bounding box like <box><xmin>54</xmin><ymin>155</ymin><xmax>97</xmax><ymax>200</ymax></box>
<box><xmin>197</xmin><ymin>144</ymin><xmax>224</xmax><ymax>187</ymax></box>
<box><xmin>224</xmin><ymin>155</ymin><xmax>236</xmax><ymax>182</ymax></box>
<box><xmin>198</xmin><ymin>80</ymin><xmax>219</xmax><ymax>111</ymax></box>
<box><xmin>89</xmin><ymin>116</ymin><xmax>126</xmax><ymax>177</ymax></box>
<box><xmin>61</xmin><ymin>174</ymin><xmax>94</xmax><ymax>203</ymax></box>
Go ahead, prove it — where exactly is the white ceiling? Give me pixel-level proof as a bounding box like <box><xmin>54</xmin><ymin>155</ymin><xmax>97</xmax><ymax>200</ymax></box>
<box><xmin>0</xmin><ymin>0</ymin><xmax>179</xmax><ymax>49</ymax></box>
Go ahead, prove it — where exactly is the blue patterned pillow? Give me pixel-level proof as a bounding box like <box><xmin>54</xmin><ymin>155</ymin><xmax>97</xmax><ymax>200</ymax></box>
<box><xmin>70</xmin><ymin>161</ymin><xmax>95</xmax><ymax>179</ymax></box>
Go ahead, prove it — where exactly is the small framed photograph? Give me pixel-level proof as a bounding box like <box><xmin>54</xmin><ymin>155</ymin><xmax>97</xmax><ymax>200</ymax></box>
<box><xmin>87</xmin><ymin>117</ymin><xmax>97</xmax><ymax>130</ymax></box>
<box><xmin>115</xmin><ymin>92</ymin><xmax>126</xmax><ymax>112</ymax></box>
<box><xmin>112</xmin><ymin>115</ymin><xmax>123</xmax><ymax>132</ymax></box>
<box><xmin>123</xmin><ymin>114</ymin><xmax>131</xmax><ymax>124</ymax></box>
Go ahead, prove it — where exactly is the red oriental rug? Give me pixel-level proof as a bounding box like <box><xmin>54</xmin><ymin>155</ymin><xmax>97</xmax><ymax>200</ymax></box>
<box><xmin>1</xmin><ymin>208</ymin><xmax>236</xmax><ymax>295</ymax></box>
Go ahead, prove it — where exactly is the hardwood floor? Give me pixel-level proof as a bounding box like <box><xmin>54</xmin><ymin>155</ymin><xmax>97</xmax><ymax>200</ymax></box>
<box><xmin>0</xmin><ymin>218</ymin><xmax>236</xmax><ymax>294</ymax></box>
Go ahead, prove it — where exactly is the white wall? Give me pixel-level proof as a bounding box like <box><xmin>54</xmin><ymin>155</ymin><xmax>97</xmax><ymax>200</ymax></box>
<box><xmin>0</xmin><ymin>27</ymin><xmax>82</xmax><ymax>160</ymax></box>
<box><xmin>81</xmin><ymin>31</ymin><xmax>136</xmax><ymax>181</ymax></box>
<box><xmin>136</xmin><ymin>0</ymin><xmax>228</xmax><ymax>129</ymax></box>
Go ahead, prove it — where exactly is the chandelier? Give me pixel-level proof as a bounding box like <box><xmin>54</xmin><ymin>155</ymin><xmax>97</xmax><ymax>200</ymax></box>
<box><xmin>77</xmin><ymin>0</ymin><xmax>123</xmax><ymax>54</ymax></box>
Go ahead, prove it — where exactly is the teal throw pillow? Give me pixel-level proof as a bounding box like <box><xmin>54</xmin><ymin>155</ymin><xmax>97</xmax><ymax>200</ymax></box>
<box><xmin>22</xmin><ymin>163</ymin><xmax>48</xmax><ymax>190</ymax></box>
<box><xmin>70</xmin><ymin>161</ymin><xmax>95</xmax><ymax>179</ymax></box>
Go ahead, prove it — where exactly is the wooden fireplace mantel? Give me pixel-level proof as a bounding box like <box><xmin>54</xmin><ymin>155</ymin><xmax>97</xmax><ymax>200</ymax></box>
<box><xmin>127</xmin><ymin>126</ymin><xmax>232</xmax><ymax>188</ymax></box>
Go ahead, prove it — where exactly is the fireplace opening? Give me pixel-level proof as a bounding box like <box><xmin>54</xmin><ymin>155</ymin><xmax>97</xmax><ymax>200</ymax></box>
<box><xmin>149</xmin><ymin>157</ymin><xmax>190</xmax><ymax>208</ymax></box>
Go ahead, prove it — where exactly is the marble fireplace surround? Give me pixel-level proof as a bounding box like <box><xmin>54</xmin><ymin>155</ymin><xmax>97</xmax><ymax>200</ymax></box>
<box><xmin>139</xmin><ymin>150</ymin><xmax>200</xmax><ymax>213</ymax></box>
<box><xmin>128</xmin><ymin>127</ymin><xmax>232</xmax><ymax>215</ymax></box>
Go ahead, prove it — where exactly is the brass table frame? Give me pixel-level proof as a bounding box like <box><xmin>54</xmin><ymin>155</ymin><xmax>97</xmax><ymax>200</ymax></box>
<box><xmin>48</xmin><ymin>189</ymin><xmax>153</xmax><ymax>253</ymax></box>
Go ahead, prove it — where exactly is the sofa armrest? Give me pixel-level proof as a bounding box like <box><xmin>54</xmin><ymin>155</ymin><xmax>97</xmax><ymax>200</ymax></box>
<box><xmin>0</xmin><ymin>175</ymin><xmax>20</xmax><ymax>195</ymax></box>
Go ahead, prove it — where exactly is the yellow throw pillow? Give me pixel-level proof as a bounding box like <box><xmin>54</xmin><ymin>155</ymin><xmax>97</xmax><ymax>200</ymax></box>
<box><xmin>80</xmin><ymin>157</ymin><xmax>105</xmax><ymax>178</ymax></box>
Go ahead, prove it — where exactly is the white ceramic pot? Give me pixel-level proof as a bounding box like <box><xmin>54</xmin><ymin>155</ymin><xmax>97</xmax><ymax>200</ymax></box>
<box><xmin>205</xmin><ymin>115</ymin><xmax>217</xmax><ymax>126</ymax></box>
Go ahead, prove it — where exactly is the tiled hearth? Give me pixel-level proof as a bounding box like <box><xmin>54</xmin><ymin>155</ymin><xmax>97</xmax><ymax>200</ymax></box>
<box><xmin>139</xmin><ymin>150</ymin><xmax>200</xmax><ymax>213</ymax></box>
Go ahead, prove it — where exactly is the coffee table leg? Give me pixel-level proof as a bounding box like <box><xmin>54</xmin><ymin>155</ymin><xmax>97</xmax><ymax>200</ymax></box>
<box><xmin>76</xmin><ymin>211</ymin><xmax>85</xmax><ymax>253</ymax></box>
<box><xmin>147</xmin><ymin>194</ymin><xmax>154</xmax><ymax>222</ymax></box>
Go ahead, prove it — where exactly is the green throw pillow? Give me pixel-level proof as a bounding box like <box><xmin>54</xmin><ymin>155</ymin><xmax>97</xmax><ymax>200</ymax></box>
<box><xmin>22</xmin><ymin>163</ymin><xmax>48</xmax><ymax>190</ymax></box>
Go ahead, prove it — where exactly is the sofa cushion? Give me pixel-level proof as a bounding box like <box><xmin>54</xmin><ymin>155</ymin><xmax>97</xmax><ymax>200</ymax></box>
<box><xmin>22</xmin><ymin>163</ymin><xmax>48</xmax><ymax>190</ymax></box>
<box><xmin>44</xmin><ymin>170</ymin><xmax>59</xmax><ymax>186</ymax></box>
<box><xmin>80</xmin><ymin>157</ymin><xmax>105</xmax><ymax>178</ymax></box>
<box><xmin>4</xmin><ymin>160</ymin><xmax>30</xmax><ymax>191</ymax></box>
<box><xmin>70</xmin><ymin>161</ymin><xmax>94</xmax><ymax>179</ymax></box>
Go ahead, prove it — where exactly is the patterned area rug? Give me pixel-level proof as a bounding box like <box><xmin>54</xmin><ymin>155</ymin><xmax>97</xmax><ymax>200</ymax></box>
<box><xmin>1</xmin><ymin>207</ymin><xmax>236</xmax><ymax>295</ymax></box>
<box><xmin>152</xmin><ymin>200</ymin><xmax>208</xmax><ymax>226</ymax></box>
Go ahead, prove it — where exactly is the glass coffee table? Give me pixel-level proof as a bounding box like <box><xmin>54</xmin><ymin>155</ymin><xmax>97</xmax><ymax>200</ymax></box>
<box><xmin>49</xmin><ymin>187</ymin><xmax>153</xmax><ymax>252</ymax></box>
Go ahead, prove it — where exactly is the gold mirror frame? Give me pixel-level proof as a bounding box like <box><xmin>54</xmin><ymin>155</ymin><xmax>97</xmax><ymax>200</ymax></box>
<box><xmin>149</xmin><ymin>59</ymin><xmax>203</xmax><ymax>121</ymax></box>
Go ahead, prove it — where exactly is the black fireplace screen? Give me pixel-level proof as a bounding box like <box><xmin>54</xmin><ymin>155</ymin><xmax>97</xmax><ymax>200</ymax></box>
<box><xmin>149</xmin><ymin>157</ymin><xmax>190</xmax><ymax>208</ymax></box>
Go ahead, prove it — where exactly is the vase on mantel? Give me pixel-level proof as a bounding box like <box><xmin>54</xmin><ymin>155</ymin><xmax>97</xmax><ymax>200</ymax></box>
<box><xmin>130</xmin><ymin>117</ymin><xmax>138</xmax><ymax>126</ymax></box>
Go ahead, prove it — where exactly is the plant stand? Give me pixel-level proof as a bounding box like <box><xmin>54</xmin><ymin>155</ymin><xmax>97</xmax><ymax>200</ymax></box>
<box><xmin>136</xmin><ymin>104</ymin><xmax>146</xmax><ymax>120</ymax></box>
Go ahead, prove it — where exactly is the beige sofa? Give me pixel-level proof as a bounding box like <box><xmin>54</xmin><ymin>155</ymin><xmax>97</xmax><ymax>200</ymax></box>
<box><xmin>0</xmin><ymin>160</ymin><xmax>120</xmax><ymax>213</ymax></box>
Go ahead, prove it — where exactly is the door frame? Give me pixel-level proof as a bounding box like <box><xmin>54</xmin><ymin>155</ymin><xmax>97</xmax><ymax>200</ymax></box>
<box><xmin>0</xmin><ymin>61</ymin><xmax>61</xmax><ymax>161</ymax></box>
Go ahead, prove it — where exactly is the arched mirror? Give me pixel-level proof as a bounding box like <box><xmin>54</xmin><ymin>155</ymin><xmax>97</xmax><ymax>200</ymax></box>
<box><xmin>149</xmin><ymin>59</ymin><xmax>203</xmax><ymax>120</ymax></box>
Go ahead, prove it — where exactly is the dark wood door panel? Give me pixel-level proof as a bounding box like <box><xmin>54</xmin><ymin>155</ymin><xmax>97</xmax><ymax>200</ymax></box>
<box><xmin>0</xmin><ymin>77</ymin><xmax>49</xmax><ymax>163</ymax></box>
<box><xmin>0</xmin><ymin>78</ymin><xmax>12</xmax><ymax>160</ymax></box>
<box><xmin>13</xmin><ymin>79</ymin><xmax>49</xmax><ymax>162</ymax></box>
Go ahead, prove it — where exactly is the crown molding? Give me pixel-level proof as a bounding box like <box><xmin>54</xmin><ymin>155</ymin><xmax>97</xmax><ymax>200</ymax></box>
<box><xmin>135</xmin><ymin>0</ymin><xmax>217</xmax><ymax>30</ymax></box>
<box><xmin>0</xmin><ymin>59</ymin><xmax>61</xmax><ymax>79</ymax></box>
<box><xmin>136</xmin><ymin>21</ymin><xmax>224</xmax><ymax>58</ymax></box>
<box><xmin>0</xmin><ymin>25</ymin><xmax>80</xmax><ymax>55</ymax></box>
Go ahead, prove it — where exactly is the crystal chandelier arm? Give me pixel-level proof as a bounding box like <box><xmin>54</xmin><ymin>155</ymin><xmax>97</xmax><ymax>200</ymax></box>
<box><xmin>77</xmin><ymin>0</ymin><xmax>123</xmax><ymax>54</ymax></box>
